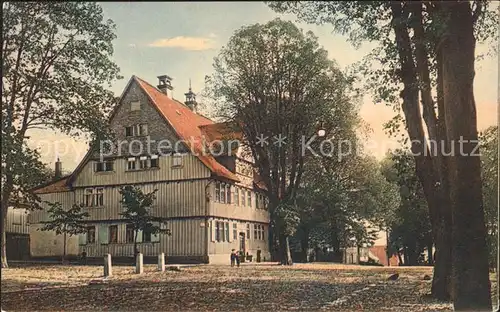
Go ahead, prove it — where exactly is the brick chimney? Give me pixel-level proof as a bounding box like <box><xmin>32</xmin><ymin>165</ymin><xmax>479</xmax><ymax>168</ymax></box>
<box><xmin>157</xmin><ymin>75</ymin><xmax>173</xmax><ymax>97</ymax></box>
<box><xmin>54</xmin><ymin>158</ymin><xmax>62</xmax><ymax>180</ymax></box>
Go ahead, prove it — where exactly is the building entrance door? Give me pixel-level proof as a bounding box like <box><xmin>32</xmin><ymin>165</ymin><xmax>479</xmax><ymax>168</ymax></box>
<box><xmin>239</xmin><ymin>232</ymin><xmax>245</xmax><ymax>252</ymax></box>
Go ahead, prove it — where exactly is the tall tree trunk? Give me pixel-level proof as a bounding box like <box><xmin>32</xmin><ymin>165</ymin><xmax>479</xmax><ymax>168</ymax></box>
<box><xmin>441</xmin><ymin>2</ymin><xmax>492</xmax><ymax>310</ymax></box>
<box><xmin>280</xmin><ymin>234</ymin><xmax>293</xmax><ymax>265</ymax></box>
<box><xmin>300</xmin><ymin>227</ymin><xmax>309</xmax><ymax>262</ymax></box>
<box><xmin>391</xmin><ymin>1</ymin><xmax>452</xmax><ymax>299</ymax></box>
<box><xmin>62</xmin><ymin>231</ymin><xmax>67</xmax><ymax>264</ymax></box>
<box><xmin>1</xmin><ymin>215</ymin><xmax>7</xmax><ymax>269</ymax></box>
<box><xmin>397</xmin><ymin>251</ymin><xmax>403</xmax><ymax>266</ymax></box>
<box><xmin>427</xmin><ymin>241</ymin><xmax>433</xmax><ymax>266</ymax></box>
<box><xmin>1</xmin><ymin>179</ymin><xmax>13</xmax><ymax>269</ymax></box>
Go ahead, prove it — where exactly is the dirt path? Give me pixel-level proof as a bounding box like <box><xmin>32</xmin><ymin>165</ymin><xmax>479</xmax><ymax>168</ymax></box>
<box><xmin>0</xmin><ymin>263</ymin><xmax>462</xmax><ymax>311</ymax></box>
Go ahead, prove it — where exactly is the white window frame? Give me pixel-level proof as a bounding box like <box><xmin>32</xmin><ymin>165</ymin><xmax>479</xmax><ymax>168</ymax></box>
<box><xmin>233</xmin><ymin>223</ymin><xmax>238</xmax><ymax>240</ymax></box>
<box><xmin>225</xmin><ymin>185</ymin><xmax>231</xmax><ymax>204</ymax></box>
<box><xmin>127</xmin><ymin>157</ymin><xmax>137</xmax><ymax>170</ymax></box>
<box><xmin>138</xmin><ymin>124</ymin><xmax>148</xmax><ymax>136</ymax></box>
<box><xmin>94</xmin><ymin>160</ymin><xmax>114</xmax><ymax>172</ymax></box>
<box><xmin>130</xmin><ymin>101</ymin><xmax>141</xmax><ymax>111</ymax></box>
<box><xmin>220</xmin><ymin>183</ymin><xmax>226</xmax><ymax>204</ymax></box>
<box><xmin>215</xmin><ymin>221</ymin><xmax>221</xmax><ymax>242</ymax></box>
<box><xmin>172</xmin><ymin>153</ymin><xmax>182</xmax><ymax>167</ymax></box>
<box><xmin>235</xmin><ymin>188</ymin><xmax>240</xmax><ymax>206</ymax></box>
<box><xmin>95</xmin><ymin>188</ymin><xmax>104</xmax><ymax>207</ymax></box>
<box><xmin>139</xmin><ymin>156</ymin><xmax>148</xmax><ymax>169</ymax></box>
<box><xmin>84</xmin><ymin>188</ymin><xmax>94</xmax><ymax>207</ymax></box>
<box><xmin>225</xmin><ymin>222</ymin><xmax>230</xmax><ymax>242</ymax></box>
<box><xmin>150</xmin><ymin>155</ymin><xmax>159</xmax><ymax>168</ymax></box>
<box><xmin>215</xmin><ymin>183</ymin><xmax>221</xmax><ymax>202</ymax></box>
<box><xmin>86</xmin><ymin>225</ymin><xmax>96</xmax><ymax>244</ymax></box>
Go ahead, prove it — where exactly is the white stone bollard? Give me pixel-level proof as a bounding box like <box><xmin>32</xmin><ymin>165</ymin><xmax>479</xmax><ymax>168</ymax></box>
<box><xmin>104</xmin><ymin>254</ymin><xmax>112</xmax><ymax>277</ymax></box>
<box><xmin>158</xmin><ymin>253</ymin><xmax>165</xmax><ymax>272</ymax></box>
<box><xmin>136</xmin><ymin>252</ymin><xmax>143</xmax><ymax>274</ymax></box>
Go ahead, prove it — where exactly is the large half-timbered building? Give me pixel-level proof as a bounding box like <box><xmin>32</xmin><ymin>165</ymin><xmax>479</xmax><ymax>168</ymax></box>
<box><xmin>30</xmin><ymin>75</ymin><xmax>270</xmax><ymax>263</ymax></box>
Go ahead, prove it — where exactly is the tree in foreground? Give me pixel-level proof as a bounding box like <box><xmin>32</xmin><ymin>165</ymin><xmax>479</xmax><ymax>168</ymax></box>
<box><xmin>1</xmin><ymin>2</ymin><xmax>121</xmax><ymax>268</ymax></box>
<box><xmin>479</xmin><ymin>126</ymin><xmax>498</xmax><ymax>270</ymax></box>
<box><xmin>119</xmin><ymin>186</ymin><xmax>170</xmax><ymax>258</ymax></box>
<box><xmin>380</xmin><ymin>150</ymin><xmax>432</xmax><ymax>266</ymax></box>
<box><xmin>206</xmin><ymin>19</ymin><xmax>359</xmax><ymax>264</ymax></box>
<box><xmin>268</xmin><ymin>1</ymin><xmax>496</xmax><ymax>307</ymax></box>
<box><xmin>38</xmin><ymin>202</ymin><xmax>89</xmax><ymax>263</ymax></box>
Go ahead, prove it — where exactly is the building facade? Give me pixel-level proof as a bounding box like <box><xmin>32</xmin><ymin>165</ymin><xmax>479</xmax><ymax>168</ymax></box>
<box><xmin>5</xmin><ymin>206</ymin><xmax>30</xmax><ymax>260</ymax></box>
<box><xmin>30</xmin><ymin>75</ymin><xmax>270</xmax><ymax>263</ymax></box>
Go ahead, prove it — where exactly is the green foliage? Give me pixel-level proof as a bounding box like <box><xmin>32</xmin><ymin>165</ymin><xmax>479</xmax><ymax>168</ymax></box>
<box><xmin>479</xmin><ymin>126</ymin><xmax>498</xmax><ymax>268</ymax></box>
<box><xmin>119</xmin><ymin>186</ymin><xmax>170</xmax><ymax>238</ymax></box>
<box><xmin>380</xmin><ymin>149</ymin><xmax>432</xmax><ymax>264</ymax></box>
<box><xmin>2</xmin><ymin>2</ymin><xmax>120</xmax><ymax>265</ymax></box>
<box><xmin>205</xmin><ymin>19</ymin><xmax>360</xmax><ymax>255</ymax></box>
<box><xmin>267</xmin><ymin>1</ymin><xmax>498</xmax><ymax>138</ymax></box>
<box><xmin>294</xmin><ymin>154</ymin><xmax>399</xmax><ymax>254</ymax></box>
<box><xmin>39</xmin><ymin>202</ymin><xmax>89</xmax><ymax>236</ymax></box>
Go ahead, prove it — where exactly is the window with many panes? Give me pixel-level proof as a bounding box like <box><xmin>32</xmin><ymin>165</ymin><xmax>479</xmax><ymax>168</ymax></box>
<box><xmin>143</xmin><ymin>228</ymin><xmax>152</xmax><ymax>243</ymax></box>
<box><xmin>254</xmin><ymin>224</ymin><xmax>258</xmax><ymax>240</ymax></box>
<box><xmin>241</xmin><ymin>189</ymin><xmax>246</xmax><ymax>207</ymax></box>
<box><xmin>215</xmin><ymin>221</ymin><xmax>221</xmax><ymax>242</ymax></box>
<box><xmin>127</xmin><ymin>158</ymin><xmax>136</xmax><ymax>170</ymax></box>
<box><xmin>150</xmin><ymin>155</ymin><xmax>159</xmax><ymax>168</ymax></box>
<box><xmin>215</xmin><ymin>183</ymin><xmax>221</xmax><ymax>202</ymax></box>
<box><xmin>246</xmin><ymin>223</ymin><xmax>250</xmax><ymax>239</ymax></box>
<box><xmin>83</xmin><ymin>188</ymin><xmax>104</xmax><ymax>207</ymax></box>
<box><xmin>225</xmin><ymin>223</ymin><xmax>230</xmax><ymax>242</ymax></box>
<box><xmin>125</xmin><ymin>124</ymin><xmax>148</xmax><ymax>137</ymax></box>
<box><xmin>139</xmin><ymin>156</ymin><xmax>148</xmax><ymax>169</ymax></box>
<box><xmin>219</xmin><ymin>183</ymin><xmax>226</xmax><ymax>203</ymax></box>
<box><xmin>214</xmin><ymin>182</ymin><xmax>232</xmax><ymax>204</ymax></box>
<box><xmin>220</xmin><ymin>222</ymin><xmax>226</xmax><ymax>242</ymax></box>
<box><xmin>235</xmin><ymin>188</ymin><xmax>240</xmax><ymax>206</ymax></box>
<box><xmin>95</xmin><ymin>188</ymin><xmax>104</xmax><ymax>206</ymax></box>
<box><xmin>233</xmin><ymin>223</ymin><xmax>238</xmax><ymax>240</ymax></box>
<box><xmin>247</xmin><ymin>191</ymin><xmax>252</xmax><ymax>208</ymax></box>
<box><xmin>172</xmin><ymin>153</ymin><xmax>182</xmax><ymax>167</ymax></box>
<box><xmin>108</xmin><ymin>225</ymin><xmax>118</xmax><ymax>244</ymax></box>
<box><xmin>126</xmin><ymin>224</ymin><xmax>134</xmax><ymax>243</ymax></box>
<box><xmin>84</xmin><ymin>188</ymin><xmax>94</xmax><ymax>207</ymax></box>
<box><xmin>94</xmin><ymin>160</ymin><xmax>114</xmax><ymax>172</ymax></box>
<box><xmin>86</xmin><ymin>226</ymin><xmax>96</xmax><ymax>244</ymax></box>
<box><xmin>226</xmin><ymin>185</ymin><xmax>231</xmax><ymax>204</ymax></box>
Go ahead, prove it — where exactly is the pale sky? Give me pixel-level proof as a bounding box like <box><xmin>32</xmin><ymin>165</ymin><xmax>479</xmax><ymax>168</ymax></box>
<box><xmin>26</xmin><ymin>2</ymin><xmax>498</xmax><ymax>173</ymax></box>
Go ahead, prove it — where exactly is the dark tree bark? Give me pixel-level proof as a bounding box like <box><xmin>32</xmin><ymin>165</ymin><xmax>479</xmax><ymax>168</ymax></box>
<box><xmin>300</xmin><ymin>227</ymin><xmax>309</xmax><ymax>262</ymax></box>
<box><xmin>1</xmin><ymin>179</ymin><xmax>13</xmax><ymax>268</ymax></box>
<box><xmin>440</xmin><ymin>2</ymin><xmax>492</xmax><ymax>310</ymax></box>
<box><xmin>279</xmin><ymin>234</ymin><xmax>293</xmax><ymax>265</ymax></box>
<box><xmin>391</xmin><ymin>1</ymin><xmax>452</xmax><ymax>299</ymax></box>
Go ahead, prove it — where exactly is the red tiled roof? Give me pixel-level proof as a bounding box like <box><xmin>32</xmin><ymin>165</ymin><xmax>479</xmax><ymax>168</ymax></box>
<box><xmin>33</xmin><ymin>176</ymin><xmax>71</xmax><ymax>194</ymax></box>
<box><xmin>134</xmin><ymin>76</ymin><xmax>239</xmax><ymax>182</ymax></box>
<box><xmin>199</xmin><ymin>122</ymin><xmax>243</xmax><ymax>142</ymax></box>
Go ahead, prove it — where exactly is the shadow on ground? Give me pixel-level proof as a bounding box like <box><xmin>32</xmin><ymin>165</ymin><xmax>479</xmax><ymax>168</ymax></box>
<box><xmin>1</xmin><ymin>264</ymin><xmax>455</xmax><ymax>311</ymax></box>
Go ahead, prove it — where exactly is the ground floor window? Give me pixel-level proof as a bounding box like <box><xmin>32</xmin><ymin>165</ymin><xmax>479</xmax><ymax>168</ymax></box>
<box><xmin>109</xmin><ymin>225</ymin><xmax>118</xmax><ymax>244</ymax></box>
<box><xmin>126</xmin><ymin>224</ymin><xmax>135</xmax><ymax>243</ymax></box>
<box><xmin>86</xmin><ymin>226</ymin><xmax>96</xmax><ymax>244</ymax></box>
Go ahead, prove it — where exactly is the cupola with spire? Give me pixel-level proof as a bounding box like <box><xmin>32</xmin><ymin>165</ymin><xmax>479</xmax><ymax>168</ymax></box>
<box><xmin>184</xmin><ymin>79</ymin><xmax>197</xmax><ymax>112</ymax></box>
